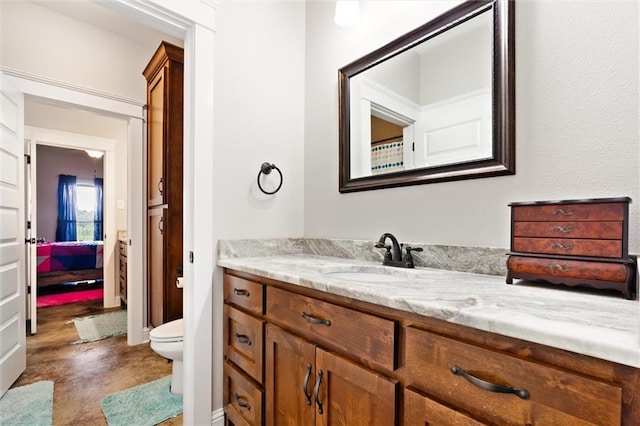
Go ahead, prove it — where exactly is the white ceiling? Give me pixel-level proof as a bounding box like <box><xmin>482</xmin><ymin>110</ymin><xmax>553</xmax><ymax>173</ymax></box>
<box><xmin>31</xmin><ymin>0</ymin><xmax>182</xmax><ymax>47</ymax></box>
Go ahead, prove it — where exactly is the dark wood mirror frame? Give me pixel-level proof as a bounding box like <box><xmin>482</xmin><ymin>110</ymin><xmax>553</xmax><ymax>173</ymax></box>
<box><xmin>338</xmin><ymin>0</ymin><xmax>515</xmax><ymax>193</ymax></box>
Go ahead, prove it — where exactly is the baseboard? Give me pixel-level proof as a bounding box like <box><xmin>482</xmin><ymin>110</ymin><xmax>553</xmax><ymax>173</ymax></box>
<box><xmin>211</xmin><ymin>408</ymin><xmax>225</xmax><ymax>425</ymax></box>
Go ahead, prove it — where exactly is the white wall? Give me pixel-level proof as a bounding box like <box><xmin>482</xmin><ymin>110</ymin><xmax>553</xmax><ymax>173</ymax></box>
<box><xmin>304</xmin><ymin>1</ymin><xmax>640</xmax><ymax>254</ymax></box>
<box><xmin>213</xmin><ymin>1</ymin><xmax>306</xmax><ymax>240</ymax></box>
<box><xmin>0</xmin><ymin>1</ymin><xmax>178</xmax><ymax>101</ymax></box>
<box><xmin>36</xmin><ymin>145</ymin><xmax>104</xmax><ymax>242</ymax></box>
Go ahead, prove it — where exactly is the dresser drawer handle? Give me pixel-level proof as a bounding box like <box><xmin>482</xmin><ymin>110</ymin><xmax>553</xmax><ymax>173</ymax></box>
<box><xmin>551</xmin><ymin>264</ymin><xmax>573</xmax><ymax>272</ymax></box>
<box><xmin>553</xmin><ymin>208</ymin><xmax>574</xmax><ymax>216</ymax></box>
<box><xmin>301</xmin><ymin>312</ymin><xmax>332</xmax><ymax>327</ymax></box>
<box><xmin>235</xmin><ymin>333</ymin><xmax>252</xmax><ymax>346</ymax></box>
<box><xmin>551</xmin><ymin>225</ymin><xmax>574</xmax><ymax>234</ymax></box>
<box><xmin>233</xmin><ymin>288</ymin><xmax>250</xmax><ymax>297</ymax></box>
<box><xmin>551</xmin><ymin>243</ymin><xmax>574</xmax><ymax>251</ymax></box>
<box><xmin>451</xmin><ymin>365</ymin><xmax>530</xmax><ymax>400</ymax></box>
<box><xmin>234</xmin><ymin>393</ymin><xmax>251</xmax><ymax>410</ymax></box>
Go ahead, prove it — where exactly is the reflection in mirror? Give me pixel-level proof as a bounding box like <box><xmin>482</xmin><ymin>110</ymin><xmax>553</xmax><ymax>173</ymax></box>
<box><xmin>339</xmin><ymin>0</ymin><xmax>515</xmax><ymax>192</ymax></box>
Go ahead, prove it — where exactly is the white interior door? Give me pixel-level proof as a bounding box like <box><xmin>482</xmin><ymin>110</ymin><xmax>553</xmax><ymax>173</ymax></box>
<box><xmin>0</xmin><ymin>73</ymin><xmax>27</xmax><ymax>397</ymax></box>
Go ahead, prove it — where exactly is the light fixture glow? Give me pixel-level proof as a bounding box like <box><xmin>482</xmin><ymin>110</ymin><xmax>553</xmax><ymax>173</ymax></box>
<box><xmin>335</xmin><ymin>1</ymin><xmax>360</xmax><ymax>28</ymax></box>
<box><xmin>85</xmin><ymin>150</ymin><xmax>104</xmax><ymax>159</ymax></box>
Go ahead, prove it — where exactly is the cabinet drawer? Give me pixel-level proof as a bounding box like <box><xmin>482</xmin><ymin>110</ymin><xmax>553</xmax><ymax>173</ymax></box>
<box><xmin>513</xmin><ymin>221</ymin><xmax>622</xmax><ymax>239</ymax></box>
<box><xmin>405</xmin><ymin>326</ymin><xmax>622</xmax><ymax>426</ymax></box>
<box><xmin>512</xmin><ymin>202</ymin><xmax>625</xmax><ymax>222</ymax></box>
<box><xmin>507</xmin><ymin>256</ymin><xmax>629</xmax><ymax>282</ymax></box>
<box><xmin>224</xmin><ymin>274</ymin><xmax>264</xmax><ymax>315</ymax></box>
<box><xmin>223</xmin><ymin>361</ymin><xmax>263</xmax><ymax>426</ymax></box>
<box><xmin>224</xmin><ymin>305</ymin><xmax>264</xmax><ymax>383</ymax></box>
<box><xmin>513</xmin><ymin>237</ymin><xmax>622</xmax><ymax>258</ymax></box>
<box><xmin>266</xmin><ymin>286</ymin><xmax>396</xmax><ymax>371</ymax></box>
<box><xmin>404</xmin><ymin>387</ymin><xmax>485</xmax><ymax>426</ymax></box>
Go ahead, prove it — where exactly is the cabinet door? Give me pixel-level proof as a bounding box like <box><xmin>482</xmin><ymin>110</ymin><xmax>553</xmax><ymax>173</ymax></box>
<box><xmin>404</xmin><ymin>387</ymin><xmax>486</xmax><ymax>426</ymax></box>
<box><xmin>315</xmin><ymin>348</ymin><xmax>397</xmax><ymax>426</ymax></box>
<box><xmin>148</xmin><ymin>207</ymin><xmax>165</xmax><ymax>327</ymax></box>
<box><xmin>265</xmin><ymin>324</ymin><xmax>315</xmax><ymax>426</ymax></box>
<box><xmin>147</xmin><ymin>67</ymin><xmax>166</xmax><ymax>207</ymax></box>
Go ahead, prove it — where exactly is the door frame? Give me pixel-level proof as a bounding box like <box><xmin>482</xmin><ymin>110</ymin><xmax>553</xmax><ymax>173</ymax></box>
<box><xmin>3</xmin><ymin>2</ymin><xmax>218</xmax><ymax>423</ymax></box>
<box><xmin>25</xmin><ymin>126</ymin><xmax>118</xmax><ymax>332</ymax></box>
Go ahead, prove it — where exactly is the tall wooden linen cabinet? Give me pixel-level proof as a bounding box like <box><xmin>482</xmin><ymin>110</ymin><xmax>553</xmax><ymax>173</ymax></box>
<box><xmin>143</xmin><ymin>41</ymin><xmax>184</xmax><ymax>327</ymax></box>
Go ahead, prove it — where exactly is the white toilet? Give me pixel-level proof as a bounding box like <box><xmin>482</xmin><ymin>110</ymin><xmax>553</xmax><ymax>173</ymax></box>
<box><xmin>150</xmin><ymin>318</ymin><xmax>184</xmax><ymax>394</ymax></box>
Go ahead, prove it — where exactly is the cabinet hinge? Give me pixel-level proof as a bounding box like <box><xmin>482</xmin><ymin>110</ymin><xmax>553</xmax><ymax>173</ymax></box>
<box><xmin>412</xmin><ymin>142</ymin><xmax>415</xmax><ymax>152</ymax></box>
<box><xmin>25</xmin><ymin>154</ymin><xmax>31</xmax><ymax>164</ymax></box>
<box><xmin>27</xmin><ymin>220</ymin><xmax>31</xmax><ymax>229</ymax></box>
<box><xmin>189</xmin><ymin>251</ymin><xmax>194</xmax><ymax>263</ymax></box>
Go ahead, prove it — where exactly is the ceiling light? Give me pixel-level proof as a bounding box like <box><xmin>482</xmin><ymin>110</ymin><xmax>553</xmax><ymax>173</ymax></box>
<box><xmin>335</xmin><ymin>1</ymin><xmax>360</xmax><ymax>28</ymax></box>
<box><xmin>85</xmin><ymin>150</ymin><xmax>104</xmax><ymax>159</ymax></box>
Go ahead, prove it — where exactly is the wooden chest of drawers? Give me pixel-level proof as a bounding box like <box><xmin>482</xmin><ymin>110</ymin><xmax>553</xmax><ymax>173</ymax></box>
<box><xmin>507</xmin><ymin>197</ymin><xmax>637</xmax><ymax>299</ymax></box>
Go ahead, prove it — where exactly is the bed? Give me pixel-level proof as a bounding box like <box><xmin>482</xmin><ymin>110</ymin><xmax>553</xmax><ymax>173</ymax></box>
<box><xmin>36</xmin><ymin>241</ymin><xmax>104</xmax><ymax>286</ymax></box>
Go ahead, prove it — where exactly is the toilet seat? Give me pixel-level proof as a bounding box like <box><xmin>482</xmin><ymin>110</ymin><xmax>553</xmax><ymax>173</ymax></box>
<box><xmin>150</xmin><ymin>318</ymin><xmax>184</xmax><ymax>343</ymax></box>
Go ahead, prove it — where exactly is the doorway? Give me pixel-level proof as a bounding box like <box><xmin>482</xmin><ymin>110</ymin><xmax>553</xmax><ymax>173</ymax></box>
<box><xmin>25</xmin><ymin>125</ymin><xmax>117</xmax><ymax>334</ymax></box>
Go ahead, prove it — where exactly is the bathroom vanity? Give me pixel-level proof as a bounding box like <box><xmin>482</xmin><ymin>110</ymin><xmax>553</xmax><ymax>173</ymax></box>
<box><xmin>219</xmin><ymin>253</ymin><xmax>639</xmax><ymax>426</ymax></box>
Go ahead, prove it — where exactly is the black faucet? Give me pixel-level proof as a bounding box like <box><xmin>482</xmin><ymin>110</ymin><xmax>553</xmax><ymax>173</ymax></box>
<box><xmin>375</xmin><ymin>233</ymin><xmax>423</xmax><ymax>268</ymax></box>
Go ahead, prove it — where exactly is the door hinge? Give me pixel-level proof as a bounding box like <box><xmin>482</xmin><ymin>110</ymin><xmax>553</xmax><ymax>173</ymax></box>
<box><xmin>25</xmin><ymin>238</ymin><xmax>35</xmax><ymax>244</ymax></box>
<box><xmin>189</xmin><ymin>251</ymin><xmax>194</xmax><ymax>263</ymax></box>
<box><xmin>25</xmin><ymin>154</ymin><xmax>31</xmax><ymax>164</ymax></box>
<box><xmin>27</xmin><ymin>220</ymin><xmax>31</xmax><ymax>229</ymax></box>
<box><xmin>412</xmin><ymin>142</ymin><xmax>415</xmax><ymax>152</ymax></box>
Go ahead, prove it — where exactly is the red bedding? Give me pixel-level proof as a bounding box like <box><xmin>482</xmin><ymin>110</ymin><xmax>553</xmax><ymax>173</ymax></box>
<box><xmin>37</xmin><ymin>241</ymin><xmax>104</xmax><ymax>273</ymax></box>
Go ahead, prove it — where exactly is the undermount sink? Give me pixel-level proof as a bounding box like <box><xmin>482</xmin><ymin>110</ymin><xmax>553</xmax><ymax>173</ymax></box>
<box><xmin>323</xmin><ymin>271</ymin><xmax>404</xmax><ymax>283</ymax></box>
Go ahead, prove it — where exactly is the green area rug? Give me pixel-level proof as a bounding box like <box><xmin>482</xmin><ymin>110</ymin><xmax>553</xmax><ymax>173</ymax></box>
<box><xmin>101</xmin><ymin>376</ymin><xmax>182</xmax><ymax>425</ymax></box>
<box><xmin>0</xmin><ymin>380</ymin><xmax>54</xmax><ymax>425</ymax></box>
<box><xmin>69</xmin><ymin>310</ymin><xmax>126</xmax><ymax>343</ymax></box>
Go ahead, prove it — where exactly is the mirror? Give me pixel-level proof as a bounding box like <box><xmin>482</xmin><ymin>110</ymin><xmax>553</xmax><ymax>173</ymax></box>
<box><xmin>339</xmin><ymin>0</ymin><xmax>515</xmax><ymax>192</ymax></box>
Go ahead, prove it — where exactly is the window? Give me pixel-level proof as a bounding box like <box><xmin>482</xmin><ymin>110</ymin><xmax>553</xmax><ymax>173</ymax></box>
<box><xmin>76</xmin><ymin>183</ymin><xmax>96</xmax><ymax>241</ymax></box>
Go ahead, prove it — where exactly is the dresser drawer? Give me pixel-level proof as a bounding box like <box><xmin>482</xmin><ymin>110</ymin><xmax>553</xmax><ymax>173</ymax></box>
<box><xmin>404</xmin><ymin>387</ymin><xmax>485</xmax><ymax>426</ymax></box>
<box><xmin>507</xmin><ymin>256</ymin><xmax>629</xmax><ymax>282</ymax></box>
<box><xmin>224</xmin><ymin>274</ymin><xmax>264</xmax><ymax>315</ymax></box>
<box><xmin>513</xmin><ymin>221</ymin><xmax>623</xmax><ymax>239</ymax></box>
<box><xmin>223</xmin><ymin>361</ymin><xmax>263</xmax><ymax>426</ymax></box>
<box><xmin>266</xmin><ymin>286</ymin><xmax>396</xmax><ymax>371</ymax></box>
<box><xmin>512</xmin><ymin>202</ymin><xmax>625</xmax><ymax>222</ymax></box>
<box><xmin>405</xmin><ymin>326</ymin><xmax>623</xmax><ymax>426</ymax></box>
<box><xmin>513</xmin><ymin>237</ymin><xmax>622</xmax><ymax>258</ymax></box>
<box><xmin>224</xmin><ymin>305</ymin><xmax>264</xmax><ymax>383</ymax></box>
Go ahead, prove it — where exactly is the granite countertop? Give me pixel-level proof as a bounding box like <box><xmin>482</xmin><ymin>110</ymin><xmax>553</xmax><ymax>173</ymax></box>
<box><xmin>218</xmin><ymin>253</ymin><xmax>640</xmax><ymax>368</ymax></box>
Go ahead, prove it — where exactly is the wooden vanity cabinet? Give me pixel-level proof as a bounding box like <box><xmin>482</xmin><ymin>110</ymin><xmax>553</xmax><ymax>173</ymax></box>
<box><xmin>143</xmin><ymin>41</ymin><xmax>184</xmax><ymax>326</ymax></box>
<box><xmin>506</xmin><ymin>197</ymin><xmax>637</xmax><ymax>299</ymax></box>
<box><xmin>222</xmin><ymin>269</ymin><xmax>639</xmax><ymax>426</ymax></box>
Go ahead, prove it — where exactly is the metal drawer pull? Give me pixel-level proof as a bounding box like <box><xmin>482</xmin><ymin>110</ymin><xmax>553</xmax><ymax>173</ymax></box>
<box><xmin>314</xmin><ymin>370</ymin><xmax>324</xmax><ymax>414</ymax></box>
<box><xmin>451</xmin><ymin>365</ymin><xmax>530</xmax><ymax>400</ymax></box>
<box><xmin>551</xmin><ymin>243</ymin><xmax>574</xmax><ymax>251</ymax></box>
<box><xmin>551</xmin><ymin>264</ymin><xmax>573</xmax><ymax>272</ymax></box>
<box><xmin>303</xmin><ymin>363</ymin><xmax>312</xmax><ymax>406</ymax></box>
<box><xmin>234</xmin><ymin>393</ymin><xmax>251</xmax><ymax>410</ymax></box>
<box><xmin>233</xmin><ymin>288</ymin><xmax>250</xmax><ymax>297</ymax></box>
<box><xmin>551</xmin><ymin>225</ymin><xmax>573</xmax><ymax>234</ymax></box>
<box><xmin>301</xmin><ymin>312</ymin><xmax>331</xmax><ymax>327</ymax></box>
<box><xmin>235</xmin><ymin>333</ymin><xmax>252</xmax><ymax>346</ymax></box>
<box><xmin>553</xmin><ymin>208</ymin><xmax>574</xmax><ymax>216</ymax></box>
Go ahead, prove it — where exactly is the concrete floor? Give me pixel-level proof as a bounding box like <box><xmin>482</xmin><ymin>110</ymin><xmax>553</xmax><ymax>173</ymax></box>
<box><xmin>11</xmin><ymin>298</ymin><xmax>183</xmax><ymax>425</ymax></box>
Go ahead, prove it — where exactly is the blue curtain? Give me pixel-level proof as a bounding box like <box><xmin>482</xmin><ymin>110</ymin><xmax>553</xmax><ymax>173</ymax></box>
<box><xmin>94</xmin><ymin>177</ymin><xmax>103</xmax><ymax>241</ymax></box>
<box><xmin>55</xmin><ymin>175</ymin><xmax>77</xmax><ymax>242</ymax></box>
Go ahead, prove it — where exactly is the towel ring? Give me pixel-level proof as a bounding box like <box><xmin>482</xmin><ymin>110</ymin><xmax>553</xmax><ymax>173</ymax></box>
<box><xmin>257</xmin><ymin>162</ymin><xmax>283</xmax><ymax>195</ymax></box>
